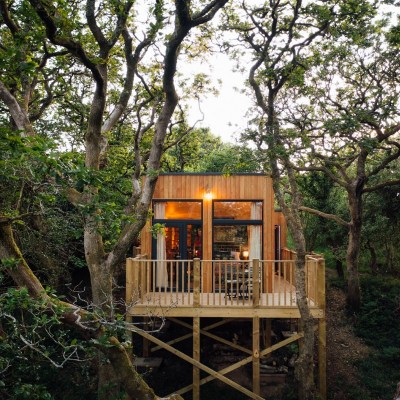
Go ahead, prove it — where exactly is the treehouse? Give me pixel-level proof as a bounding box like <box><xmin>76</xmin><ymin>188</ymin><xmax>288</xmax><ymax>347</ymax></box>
<box><xmin>126</xmin><ymin>173</ymin><xmax>326</xmax><ymax>400</ymax></box>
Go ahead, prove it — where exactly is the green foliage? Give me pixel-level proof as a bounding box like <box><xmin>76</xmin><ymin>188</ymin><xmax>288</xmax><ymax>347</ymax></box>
<box><xmin>149</xmin><ymin>223</ymin><xmax>166</xmax><ymax>239</ymax></box>
<box><xmin>351</xmin><ymin>277</ymin><xmax>400</xmax><ymax>400</ymax></box>
<box><xmin>0</xmin><ymin>281</ymin><xmax>95</xmax><ymax>400</ymax></box>
<box><xmin>356</xmin><ymin>350</ymin><xmax>400</xmax><ymax>400</ymax></box>
<box><xmin>297</xmin><ymin>172</ymin><xmax>348</xmax><ymax>258</ymax></box>
<box><xmin>361</xmin><ymin>171</ymin><xmax>400</xmax><ymax>275</ymax></box>
<box><xmin>355</xmin><ymin>277</ymin><xmax>400</xmax><ymax>348</ymax></box>
<box><xmin>161</xmin><ymin>127</ymin><xmax>261</xmax><ymax>173</ymax></box>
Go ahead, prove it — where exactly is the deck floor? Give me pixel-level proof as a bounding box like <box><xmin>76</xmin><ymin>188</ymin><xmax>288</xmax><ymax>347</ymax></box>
<box><xmin>127</xmin><ymin>276</ymin><xmax>323</xmax><ymax>318</ymax></box>
<box><xmin>136</xmin><ymin>291</ymin><xmax>297</xmax><ymax>307</ymax></box>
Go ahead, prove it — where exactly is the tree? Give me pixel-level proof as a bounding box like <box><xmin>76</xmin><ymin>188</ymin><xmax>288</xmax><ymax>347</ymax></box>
<box><xmin>297</xmin><ymin>171</ymin><xmax>348</xmax><ymax>277</ymax></box>
<box><xmin>285</xmin><ymin>25</ymin><xmax>400</xmax><ymax>310</ymax></box>
<box><xmin>361</xmin><ymin>161</ymin><xmax>400</xmax><ymax>275</ymax></box>
<box><xmin>0</xmin><ymin>1</ymin><xmax>229</xmax><ymax>398</ymax></box>
<box><xmin>224</xmin><ymin>0</ymin><xmax>378</xmax><ymax>397</ymax></box>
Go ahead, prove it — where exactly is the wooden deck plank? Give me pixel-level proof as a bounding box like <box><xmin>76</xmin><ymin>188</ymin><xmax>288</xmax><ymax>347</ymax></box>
<box><xmin>127</xmin><ymin>305</ymin><xmax>324</xmax><ymax>318</ymax></box>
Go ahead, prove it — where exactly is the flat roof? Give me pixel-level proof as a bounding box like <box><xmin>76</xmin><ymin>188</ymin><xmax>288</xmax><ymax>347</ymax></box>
<box><xmin>159</xmin><ymin>172</ymin><xmax>267</xmax><ymax>176</ymax></box>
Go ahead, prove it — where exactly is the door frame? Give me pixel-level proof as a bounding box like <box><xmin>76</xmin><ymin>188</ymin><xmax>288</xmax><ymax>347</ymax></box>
<box><xmin>152</xmin><ymin>220</ymin><xmax>202</xmax><ymax>291</ymax></box>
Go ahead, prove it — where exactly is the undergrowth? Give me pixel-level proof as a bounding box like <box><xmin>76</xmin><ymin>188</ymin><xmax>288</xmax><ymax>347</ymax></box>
<box><xmin>354</xmin><ymin>276</ymin><xmax>400</xmax><ymax>400</ymax></box>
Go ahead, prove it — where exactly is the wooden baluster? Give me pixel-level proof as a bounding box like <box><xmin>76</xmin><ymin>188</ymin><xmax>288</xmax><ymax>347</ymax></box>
<box><xmin>253</xmin><ymin>259</ymin><xmax>260</xmax><ymax>308</ymax></box>
<box><xmin>193</xmin><ymin>258</ymin><xmax>200</xmax><ymax>307</ymax></box>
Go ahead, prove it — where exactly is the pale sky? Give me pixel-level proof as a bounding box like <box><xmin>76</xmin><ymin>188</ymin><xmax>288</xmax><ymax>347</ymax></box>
<box><xmin>186</xmin><ymin>53</ymin><xmax>250</xmax><ymax>144</ymax></box>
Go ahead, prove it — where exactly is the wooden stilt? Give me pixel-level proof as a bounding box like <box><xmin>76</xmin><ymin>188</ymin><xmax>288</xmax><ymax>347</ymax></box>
<box><xmin>193</xmin><ymin>317</ymin><xmax>200</xmax><ymax>400</ymax></box>
<box><xmin>143</xmin><ymin>317</ymin><xmax>150</xmax><ymax>357</ymax></box>
<box><xmin>253</xmin><ymin>317</ymin><xmax>260</xmax><ymax>396</ymax></box>
<box><xmin>263</xmin><ymin>318</ymin><xmax>272</xmax><ymax>353</ymax></box>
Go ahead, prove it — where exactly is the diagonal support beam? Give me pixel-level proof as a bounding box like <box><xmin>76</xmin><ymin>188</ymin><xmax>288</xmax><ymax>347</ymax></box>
<box><xmin>150</xmin><ymin>317</ymin><xmax>235</xmax><ymax>353</ymax></box>
<box><xmin>134</xmin><ymin>327</ymin><xmax>264</xmax><ymax>400</ymax></box>
<box><xmin>175</xmin><ymin>331</ymin><xmax>305</xmax><ymax>396</ymax></box>
<box><xmin>170</xmin><ymin>317</ymin><xmax>253</xmax><ymax>355</ymax></box>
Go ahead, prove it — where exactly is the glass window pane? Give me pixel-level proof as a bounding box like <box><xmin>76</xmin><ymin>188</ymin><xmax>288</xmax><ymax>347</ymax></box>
<box><xmin>213</xmin><ymin>201</ymin><xmax>262</xmax><ymax>220</ymax></box>
<box><xmin>154</xmin><ymin>201</ymin><xmax>201</xmax><ymax>220</ymax></box>
<box><xmin>213</xmin><ymin>225</ymin><xmax>262</xmax><ymax>260</ymax></box>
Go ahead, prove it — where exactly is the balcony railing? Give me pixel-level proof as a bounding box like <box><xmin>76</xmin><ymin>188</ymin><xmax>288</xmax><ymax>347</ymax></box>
<box><xmin>126</xmin><ymin>256</ymin><xmax>325</xmax><ymax>309</ymax></box>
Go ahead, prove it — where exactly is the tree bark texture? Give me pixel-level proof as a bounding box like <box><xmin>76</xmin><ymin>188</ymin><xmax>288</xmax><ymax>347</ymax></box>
<box><xmin>0</xmin><ymin>221</ymin><xmax>183</xmax><ymax>400</ymax></box>
<box><xmin>345</xmin><ymin>183</ymin><xmax>364</xmax><ymax>312</ymax></box>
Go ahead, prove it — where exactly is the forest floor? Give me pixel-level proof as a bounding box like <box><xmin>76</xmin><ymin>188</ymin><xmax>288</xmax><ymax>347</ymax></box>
<box><xmin>326</xmin><ymin>283</ymin><xmax>371</xmax><ymax>400</ymax></box>
<box><xmin>143</xmin><ymin>274</ymin><xmax>398</xmax><ymax>400</ymax></box>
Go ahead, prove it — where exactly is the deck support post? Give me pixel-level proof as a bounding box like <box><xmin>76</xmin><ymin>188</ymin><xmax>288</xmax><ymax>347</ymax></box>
<box><xmin>262</xmin><ymin>318</ymin><xmax>272</xmax><ymax>357</ymax></box>
<box><xmin>192</xmin><ymin>256</ymin><xmax>200</xmax><ymax>400</ymax></box>
<box><xmin>143</xmin><ymin>317</ymin><xmax>150</xmax><ymax>357</ymax></box>
<box><xmin>193</xmin><ymin>317</ymin><xmax>200</xmax><ymax>400</ymax></box>
<box><xmin>253</xmin><ymin>316</ymin><xmax>260</xmax><ymax>396</ymax></box>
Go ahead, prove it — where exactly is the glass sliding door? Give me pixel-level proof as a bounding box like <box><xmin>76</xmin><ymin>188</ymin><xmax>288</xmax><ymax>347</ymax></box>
<box><xmin>152</xmin><ymin>201</ymin><xmax>202</xmax><ymax>292</ymax></box>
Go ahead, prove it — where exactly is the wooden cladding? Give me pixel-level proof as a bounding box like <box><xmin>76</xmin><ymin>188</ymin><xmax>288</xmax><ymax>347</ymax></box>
<box><xmin>153</xmin><ymin>174</ymin><xmax>272</xmax><ymax>200</ymax></box>
<box><xmin>140</xmin><ymin>174</ymin><xmax>287</xmax><ymax>291</ymax></box>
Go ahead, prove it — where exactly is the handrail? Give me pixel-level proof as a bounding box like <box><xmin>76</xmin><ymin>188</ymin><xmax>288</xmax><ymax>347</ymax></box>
<box><xmin>126</xmin><ymin>257</ymin><xmax>324</xmax><ymax>309</ymax></box>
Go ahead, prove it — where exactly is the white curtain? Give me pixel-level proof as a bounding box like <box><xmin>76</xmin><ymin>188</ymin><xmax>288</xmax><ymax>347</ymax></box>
<box><xmin>154</xmin><ymin>203</ymin><xmax>168</xmax><ymax>288</ymax></box>
<box><xmin>249</xmin><ymin>202</ymin><xmax>262</xmax><ymax>260</ymax></box>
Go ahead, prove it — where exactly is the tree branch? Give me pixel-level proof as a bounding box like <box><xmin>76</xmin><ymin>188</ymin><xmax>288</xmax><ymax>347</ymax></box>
<box><xmin>0</xmin><ymin>0</ymin><xmax>19</xmax><ymax>35</ymax></box>
<box><xmin>299</xmin><ymin>206</ymin><xmax>350</xmax><ymax>227</ymax></box>
<box><xmin>362</xmin><ymin>178</ymin><xmax>400</xmax><ymax>194</ymax></box>
<box><xmin>0</xmin><ymin>80</ymin><xmax>34</xmax><ymax>135</ymax></box>
<box><xmin>28</xmin><ymin>0</ymin><xmax>104</xmax><ymax>87</ymax></box>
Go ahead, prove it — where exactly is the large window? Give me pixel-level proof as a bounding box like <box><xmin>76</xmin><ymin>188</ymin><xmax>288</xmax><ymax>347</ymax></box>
<box><xmin>213</xmin><ymin>201</ymin><xmax>263</xmax><ymax>260</ymax></box>
<box><xmin>153</xmin><ymin>201</ymin><xmax>202</xmax><ymax>220</ymax></box>
<box><xmin>213</xmin><ymin>201</ymin><xmax>262</xmax><ymax>220</ymax></box>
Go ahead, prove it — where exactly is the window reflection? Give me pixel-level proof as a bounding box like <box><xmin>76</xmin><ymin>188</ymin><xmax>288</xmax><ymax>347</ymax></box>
<box><xmin>154</xmin><ymin>201</ymin><xmax>202</xmax><ymax>219</ymax></box>
<box><xmin>214</xmin><ymin>201</ymin><xmax>262</xmax><ymax>220</ymax></box>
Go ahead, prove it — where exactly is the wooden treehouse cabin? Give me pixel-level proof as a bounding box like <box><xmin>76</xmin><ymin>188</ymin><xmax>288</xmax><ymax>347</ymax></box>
<box><xmin>126</xmin><ymin>173</ymin><xmax>326</xmax><ymax>400</ymax></box>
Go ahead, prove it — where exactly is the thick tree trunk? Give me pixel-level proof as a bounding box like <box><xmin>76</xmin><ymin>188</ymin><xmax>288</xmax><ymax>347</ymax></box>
<box><xmin>0</xmin><ymin>222</ymin><xmax>183</xmax><ymax>400</ymax></box>
<box><xmin>291</xmin><ymin>243</ymin><xmax>317</xmax><ymax>400</ymax></box>
<box><xmin>346</xmin><ymin>188</ymin><xmax>363</xmax><ymax>312</ymax></box>
<box><xmin>270</xmin><ymin>157</ymin><xmax>316</xmax><ymax>399</ymax></box>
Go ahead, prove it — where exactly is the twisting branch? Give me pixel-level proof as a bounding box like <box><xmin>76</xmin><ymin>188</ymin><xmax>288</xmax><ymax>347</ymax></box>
<box><xmin>0</xmin><ymin>81</ymin><xmax>34</xmax><ymax>135</ymax></box>
<box><xmin>28</xmin><ymin>0</ymin><xmax>104</xmax><ymax>86</ymax></box>
<box><xmin>0</xmin><ymin>222</ymin><xmax>182</xmax><ymax>400</ymax></box>
<box><xmin>0</xmin><ymin>0</ymin><xmax>19</xmax><ymax>35</ymax></box>
<box><xmin>299</xmin><ymin>206</ymin><xmax>350</xmax><ymax>227</ymax></box>
<box><xmin>362</xmin><ymin>179</ymin><xmax>400</xmax><ymax>194</ymax></box>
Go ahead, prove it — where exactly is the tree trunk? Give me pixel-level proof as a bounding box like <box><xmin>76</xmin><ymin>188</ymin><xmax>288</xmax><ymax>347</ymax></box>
<box><xmin>346</xmin><ymin>187</ymin><xmax>363</xmax><ymax>312</ymax></box>
<box><xmin>270</xmin><ymin>153</ymin><xmax>316</xmax><ymax>399</ymax></box>
<box><xmin>366</xmin><ymin>240</ymin><xmax>378</xmax><ymax>275</ymax></box>
<box><xmin>335</xmin><ymin>259</ymin><xmax>344</xmax><ymax>279</ymax></box>
<box><xmin>292</xmin><ymin>244</ymin><xmax>317</xmax><ymax>400</ymax></box>
<box><xmin>0</xmin><ymin>221</ymin><xmax>183</xmax><ymax>400</ymax></box>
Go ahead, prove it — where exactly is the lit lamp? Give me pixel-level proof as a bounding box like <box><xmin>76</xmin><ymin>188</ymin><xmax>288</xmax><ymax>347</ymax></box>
<box><xmin>204</xmin><ymin>188</ymin><xmax>213</xmax><ymax>201</ymax></box>
<box><xmin>242</xmin><ymin>250</ymin><xmax>249</xmax><ymax>260</ymax></box>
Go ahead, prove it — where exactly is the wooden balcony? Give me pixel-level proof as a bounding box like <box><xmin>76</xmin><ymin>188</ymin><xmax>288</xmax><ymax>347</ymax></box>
<box><xmin>126</xmin><ymin>255</ymin><xmax>325</xmax><ymax>319</ymax></box>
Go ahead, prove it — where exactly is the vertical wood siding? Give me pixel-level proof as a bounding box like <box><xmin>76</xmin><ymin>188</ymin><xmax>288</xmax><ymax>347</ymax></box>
<box><xmin>140</xmin><ymin>174</ymin><xmax>286</xmax><ymax>290</ymax></box>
